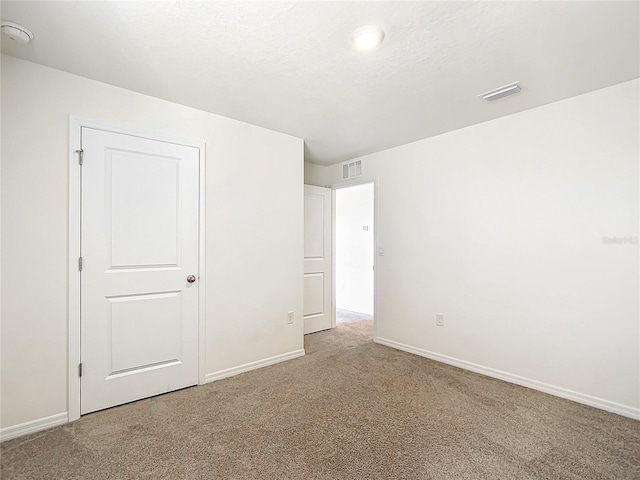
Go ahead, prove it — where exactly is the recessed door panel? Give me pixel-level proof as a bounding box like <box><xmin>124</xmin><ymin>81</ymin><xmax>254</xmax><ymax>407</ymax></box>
<box><xmin>303</xmin><ymin>273</ymin><xmax>324</xmax><ymax>317</ymax></box>
<box><xmin>108</xmin><ymin>292</ymin><xmax>182</xmax><ymax>375</ymax></box>
<box><xmin>304</xmin><ymin>193</ymin><xmax>325</xmax><ymax>259</ymax></box>
<box><xmin>108</xmin><ymin>151</ymin><xmax>180</xmax><ymax>268</ymax></box>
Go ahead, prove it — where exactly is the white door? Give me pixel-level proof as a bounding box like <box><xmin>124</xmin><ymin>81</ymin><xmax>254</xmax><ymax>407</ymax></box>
<box><xmin>81</xmin><ymin>127</ymin><xmax>200</xmax><ymax>414</ymax></box>
<box><xmin>304</xmin><ymin>185</ymin><xmax>332</xmax><ymax>334</ymax></box>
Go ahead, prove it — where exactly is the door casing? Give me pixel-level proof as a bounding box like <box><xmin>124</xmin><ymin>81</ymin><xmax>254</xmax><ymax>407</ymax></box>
<box><xmin>67</xmin><ymin>116</ymin><xmax>207</xmax><ymax>422</ymax></box>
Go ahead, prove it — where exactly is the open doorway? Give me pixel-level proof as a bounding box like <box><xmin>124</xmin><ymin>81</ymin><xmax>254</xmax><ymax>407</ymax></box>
<box><xmin>334</xmin><ymin>183</ymin><xmax>374</xmax><ymax>328</ymax></box>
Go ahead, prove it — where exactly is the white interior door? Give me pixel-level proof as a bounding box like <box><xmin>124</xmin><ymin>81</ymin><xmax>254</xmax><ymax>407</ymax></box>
<box><xmin>81</xmin><ymin>127</ymin><xmax>200</xmax><ymax>414</ymax></box>
<box><xmin>304</xmin><ymin>185</ymin><xmax>332</xmax><ymax>334</ymax></box>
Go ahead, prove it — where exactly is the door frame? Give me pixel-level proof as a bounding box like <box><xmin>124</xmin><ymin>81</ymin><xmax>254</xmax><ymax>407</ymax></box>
<box><xmin>67</xmin><ymin>116</ymin><xmax>207</xmax><ymax>422</ymax></box>
<box><xmin>330</xmin><ymin>177</ymin><xmax>378</xmax><ymax>340</ymax></box>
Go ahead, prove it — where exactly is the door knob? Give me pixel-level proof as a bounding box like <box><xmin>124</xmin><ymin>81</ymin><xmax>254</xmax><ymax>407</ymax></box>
<box><xmin>187</xmin><ymin>275</ymin><xmax>197</xmax><ymax>283</ymax></box>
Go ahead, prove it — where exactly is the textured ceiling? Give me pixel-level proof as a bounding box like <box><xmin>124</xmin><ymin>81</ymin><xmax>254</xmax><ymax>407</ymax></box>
<box><xmin>2</xmin><ymin>1</ymin><xmax>639</xmax><ymax>166</ymax></box>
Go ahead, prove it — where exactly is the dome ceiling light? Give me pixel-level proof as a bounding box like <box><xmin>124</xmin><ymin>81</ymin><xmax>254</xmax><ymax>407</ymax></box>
<box><xmin>351</xmin><ymin>25</ymin><xmax>385</xmax><ymax>51</ymax></box>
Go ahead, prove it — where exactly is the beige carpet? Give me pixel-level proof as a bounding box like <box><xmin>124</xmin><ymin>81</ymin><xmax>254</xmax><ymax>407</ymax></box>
<box><xmin>336</xmin><ymin>308</ymin><xmax>373</xmax><ymax>324</ymax></box>
<box><xmin>2</xmin><ymin>320</ymin><xmax>639</xmax><ymax>479</ymax></box>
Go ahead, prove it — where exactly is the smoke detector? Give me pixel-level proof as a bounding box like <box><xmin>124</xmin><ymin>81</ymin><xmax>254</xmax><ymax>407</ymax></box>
<box><xmin>1</xmin><ymin>21</ymin><xmax>34</xmax><ymax>44</ymax></box>
<box><xmin>478</xmin><ymin>82</ymin><xmax>522</xmax><ymax>102</ymax></box>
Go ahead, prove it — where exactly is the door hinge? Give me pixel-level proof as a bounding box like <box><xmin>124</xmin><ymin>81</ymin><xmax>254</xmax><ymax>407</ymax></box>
<box><xmin>78</xmin><ymin>256</ymin><xmax>83</xmax><ymax>271</ymax></box>
<box><xmin>75</xmin><ymin>149</ymin><xmax>84</xmax><ymax>165</ymax></box>
<box><xmin>79</xmin><ymin>363</ymin><xmax>83</xmax><ymax>377</ymax></box>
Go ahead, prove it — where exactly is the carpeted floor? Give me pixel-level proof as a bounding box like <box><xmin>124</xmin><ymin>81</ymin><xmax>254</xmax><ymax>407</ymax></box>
<box><xmin>336</xmin><ymin>308</ymin><xmax>373</xmax><ymax>324</ymax></box>
<box><xmin>2</xmin><ymin>320</ymin><xmax>639</xmax><ymax>479</ymax></box>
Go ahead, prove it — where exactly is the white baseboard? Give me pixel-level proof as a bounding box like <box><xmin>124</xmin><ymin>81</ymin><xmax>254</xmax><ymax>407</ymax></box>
<box><xmin>375</xmin><ymin>337</ymin><xmax>640</xmax><ymax>421</ymax></box>
<box><xmin>0</xmin><ymin>412</ymin><xmax>68</xmax><ymax>442</ymax></box>
<box><xmin>2</xmin><ymin>350</ymin><xmax>305</xmax><ymax>441</ymax></box>
<box><xmin>205</xmin><ymin>349</ymin><xmax>306</xmax><ymax>383</ymax></box>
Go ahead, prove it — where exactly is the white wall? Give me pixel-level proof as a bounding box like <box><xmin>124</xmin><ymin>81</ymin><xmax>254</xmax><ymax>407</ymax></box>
<box><xmin>304</xmin><ymin>161</ymin><xmax>329</xmax><ymax>187</ymax></box>
<box><xmin>325</xmin><ymin>79</ymin><xmax>640</xmax><ymax>417</ymax></box>
<box><xmin>1</xmin><ymin>55</ymin><xmax>304</xmax><ymax>429</ymax></box>
<box><xmin>336</xmin><ymin>183</ymin><xmax>374</xmax><ymax>315</ymax></box>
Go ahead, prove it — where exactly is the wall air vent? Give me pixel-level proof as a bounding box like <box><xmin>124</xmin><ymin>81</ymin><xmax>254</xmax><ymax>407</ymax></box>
<box><xmin>478</xmin><ymin>81</ymin><xmax>522</xmax><ymax>102</ymax></box>
<box><xmin>342</xmin><ymin>160</ymin><xmax>362</xmax><ymax>180</ymax></box>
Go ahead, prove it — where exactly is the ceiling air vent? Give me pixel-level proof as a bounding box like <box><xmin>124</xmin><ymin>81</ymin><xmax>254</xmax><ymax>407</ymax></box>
<box><xmin>478</xmin><ymin>81</ymin><xmax>522</xmax><ymax>102</ymax></box>
<box><xmin>342</xmin><ymin>160</ymin><xmax>362</xmax><ymax>180</ymax></box>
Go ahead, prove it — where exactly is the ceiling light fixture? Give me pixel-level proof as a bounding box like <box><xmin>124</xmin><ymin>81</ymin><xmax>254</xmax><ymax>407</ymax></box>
<box><xmin>351</xmin><ymin>25</ymin><xmax>385</xmax><ymax>51</ymax></box>
<box><xmin>1</xmin><ymin>21</ymin><xmax>34</xmax><ymax>44</ymax></box>
<box><xmin>478</xmin><ymin>82</ymin><xmax>522</xmax><ymax>102</ymax></box>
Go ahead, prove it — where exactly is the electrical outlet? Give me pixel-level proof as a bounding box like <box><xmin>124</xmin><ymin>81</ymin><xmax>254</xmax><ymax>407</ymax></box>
<box><xmin>287</xmin><ymin>311</ymin><xmax>294</xmax><ymax>324</ymax></box>
<box><xmin>436</xmin><ymin>313</ymin><xmax>444</xmax><ymax>327</ymax></box>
